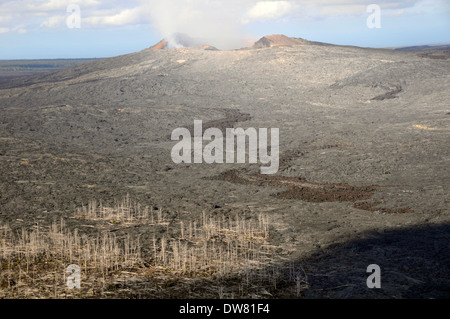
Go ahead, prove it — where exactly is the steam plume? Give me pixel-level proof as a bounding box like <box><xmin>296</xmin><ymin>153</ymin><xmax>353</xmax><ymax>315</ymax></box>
<box><xmin>147</xmin><ymin>0</ymin><xmax>253</xmax><ymax>49</ymax></box>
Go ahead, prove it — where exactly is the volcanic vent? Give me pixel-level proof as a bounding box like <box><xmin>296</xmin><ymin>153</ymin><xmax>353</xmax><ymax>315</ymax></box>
<box><xmin>150</xmin><ymin>33</ymin><xmax>218</xmax><ymax>50</ymax></box>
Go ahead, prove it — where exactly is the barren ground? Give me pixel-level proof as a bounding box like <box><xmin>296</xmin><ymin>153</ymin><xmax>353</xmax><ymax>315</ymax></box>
<box><xmin>0</xmin><ymin>41</ymin><xmax>449</xmax><ymax>298</ymax></box>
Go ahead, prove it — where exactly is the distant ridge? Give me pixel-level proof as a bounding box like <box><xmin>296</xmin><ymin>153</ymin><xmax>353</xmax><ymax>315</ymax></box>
<box><xmin>150</xmin><ymin>33</ymin><xmax>400</xmax><ymax>51</ymax></box>
<box><xmin>395</xmin><ymin>44</ymin><xmax>450</xmax><ymax>51</ymax></box>
<box><xmin>252</xmin><ymin>34</ymin><xmax>310</xmax><ymax>48</ymax></box>
<box><xmin>150</xmin><ymin>34</ymin><xmax>314</xmax><ymax>50</ymax></box>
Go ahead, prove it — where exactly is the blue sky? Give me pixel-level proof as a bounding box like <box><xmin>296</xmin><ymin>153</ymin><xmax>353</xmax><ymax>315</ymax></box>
<box><xmin>0</xmin><ymin>0</ymin><xmax>449</xmax><ymax>59</ymax></box>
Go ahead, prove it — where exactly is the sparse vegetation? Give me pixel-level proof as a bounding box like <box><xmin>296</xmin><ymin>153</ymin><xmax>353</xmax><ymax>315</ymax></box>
<box><xmin>0</xmin><ymin>196</ymin><xmax>307</xmax><ymax>299</ymax></box>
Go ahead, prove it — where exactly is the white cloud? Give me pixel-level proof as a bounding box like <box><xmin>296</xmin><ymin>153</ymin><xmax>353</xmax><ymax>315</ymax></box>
<box><xmin>83</xmin><ymin>7</ymin><xmax>143</xmax><ymax>26</ymax></box>
<box><xmin>319</xmin><ymin>4</ymin><xmax>366</xmax><ymax>17</ymax></box>
<box><xmin>0</xmin><ymin>0</ymin><xmax>447</xmax><ymax>36</ymax></box>
<box><xmin>0</xmin><ymin>14</ymin><xmax>12</xmax><ymax>25</ymax></box>
<box><xmin>11</xmin><ymin>24</ymin><xmax>29</xmax><ymax>34</ymax></box>
<box><xmin>40</xmin><ymin>15</ymin><xmax>65</xmax><ymax>28</ymax></box>
<box><xmin>0</xmin><ymin>0</ymin><xmax>137</xmax><ymax>33</ymax></box>
<box><xmin>246</xmin><ymin>1</ymin><xmax>298</xmax><ymax>21</ymax></box>
<box><xmin>26</xmin><ymin>0</ymin><xmax>101</xmax><ymax>12</ymax></box>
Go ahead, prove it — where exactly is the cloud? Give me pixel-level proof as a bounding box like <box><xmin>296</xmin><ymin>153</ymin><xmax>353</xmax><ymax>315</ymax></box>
<box><xmin>83</xmin><ymin>7</ymin><xmax>144</xmax><ymax>26</ymax></box>
<box><xmin>25</xmin><ymin>0</ymin><xmax>101</xmax><ymax>12</ymax></box>
<box><xmin>318</xmin><ymin>4</ymin><xmax>366</xmax><ymax>17</ymax></box>
<box><xmin>40</xmin><ymin>15</ymin><xmax>65</xmax><ymax>28</ymax></box>
<box><xmin>245</xmin><ymin>1</ymin><xmax>298</xmax><ymax>21</ymax></box>
<box><xmin>0</xmin><ymin>0</ymin><xmax>447</xmax><ymax>40</ymax></box>
<box><xmin>0</xmin><ymin>0</ymin><xmax>141</xmax><ymax>33</ymax></box>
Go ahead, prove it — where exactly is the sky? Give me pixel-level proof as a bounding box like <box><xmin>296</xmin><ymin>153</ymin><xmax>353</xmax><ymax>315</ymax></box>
<box><xmin>0</xmin><ymin>0</ymin><xmax>449</xmax><ymax>59</ymax></box>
